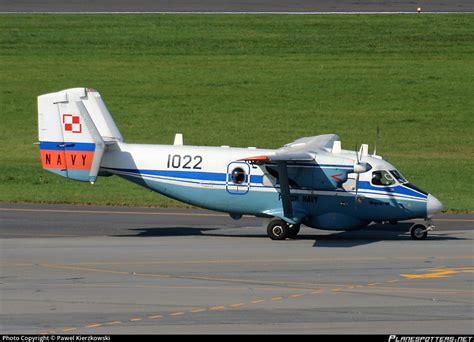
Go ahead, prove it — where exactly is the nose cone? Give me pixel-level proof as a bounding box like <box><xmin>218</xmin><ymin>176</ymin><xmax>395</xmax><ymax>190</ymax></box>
<box><xmin>427</xmin><ymin>194</ymin><xmax>444</xmax><ymax>217</ymax></box>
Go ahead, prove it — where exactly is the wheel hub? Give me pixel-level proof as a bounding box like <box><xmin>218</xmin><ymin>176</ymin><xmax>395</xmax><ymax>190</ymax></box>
<box><xmin>414</xmin><ymin>227</ymin><xmax>425</xmax><ymax>238</ymax></box>
<box><xmin>272</xmin><ymin>225</ymin><xmax>284</xmax><ymax>236</ymax></box>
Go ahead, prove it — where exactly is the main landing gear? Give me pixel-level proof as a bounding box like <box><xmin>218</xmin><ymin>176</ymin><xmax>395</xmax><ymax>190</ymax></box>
<box><xmin>266</xmin><ymin>219</ymin><xmax>300</xmax><ymax>240</ymax></box>
<box><xmin>409</xmin><ymin>219</ymin><xmax>435</xmax><ymax>240</ymax></box>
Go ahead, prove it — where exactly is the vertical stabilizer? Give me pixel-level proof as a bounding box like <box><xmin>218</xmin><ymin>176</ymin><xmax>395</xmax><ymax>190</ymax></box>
<box><xmin>38</xmin><ymin>88</ymin><xmax>109</xmax><ymax>182</ymax></box>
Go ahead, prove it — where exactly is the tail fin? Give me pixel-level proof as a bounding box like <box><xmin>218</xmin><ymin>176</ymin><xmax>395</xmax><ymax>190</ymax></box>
<box><xmin>38</xmin><ymin>88</ymin><xmax>122</xmax><ymax>183</ymax></box>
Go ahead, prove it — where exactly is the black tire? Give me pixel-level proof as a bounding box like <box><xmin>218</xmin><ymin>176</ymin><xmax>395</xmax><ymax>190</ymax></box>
<box><xmin>267</xmin><ymin>220</ymin><xmax>289</xmax><ymax>240</ymax></box>
<box><xmin>410</xmin><ymin>224</ymin><xmax>428</xmax><ymax>240</ymax></box>
<box><xmin>287</xmin><ymin>224</ymin><xmax>301</xmax><ymax>239</ymax></box>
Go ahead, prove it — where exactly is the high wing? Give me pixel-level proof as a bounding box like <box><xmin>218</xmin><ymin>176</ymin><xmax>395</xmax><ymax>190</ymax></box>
<box><xmin>240</xmin><ymin>134</ymin><xmax>340</xmax><ymax>163</ymax></box>
<box><xmin>239</xmin><ymin>134</ymin><xmax>371</xmax><ymax>224</ymax></box>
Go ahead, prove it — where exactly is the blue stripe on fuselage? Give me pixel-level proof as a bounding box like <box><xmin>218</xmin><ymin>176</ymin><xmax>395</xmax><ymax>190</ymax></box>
<box><xmin>103</xmin><ymin>167</ymin><xmax>228</xmax><ymax>182</ymax></box>
<box><xmin>103</xmin><ymin>166</ymin><xmax>426</xmax><ymax>200</ymax></box>
<box><xmin>105</xmin><ymin>167</ymin><xmax>263</xmax><ymax>184</ymax></box>
<box><xmin>357</xmin><ymin>181</ymin><xmax>427</xmax><ymax>199</ymax></box>
<box><xmin>40</xmin><ymin>141</ymin><xmax>96</xmax><ymax>151</ymax></box>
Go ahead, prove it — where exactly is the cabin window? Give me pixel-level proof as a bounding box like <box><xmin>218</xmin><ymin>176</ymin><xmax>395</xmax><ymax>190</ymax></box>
<box><xmin>231</xmin><ymin>167</ymin><xmax>246</xmax><ymax>184</ymax></box>
<box><xmin>371</xmin><ymin>170</ymin><xmax>396</xmax><ymax>186</ymax></box>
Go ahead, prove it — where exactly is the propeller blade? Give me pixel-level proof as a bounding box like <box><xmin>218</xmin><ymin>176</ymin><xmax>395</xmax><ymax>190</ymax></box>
<box><xmin>354</xmin><ymin>173</ymin><xmax>361</xmax><ymax>210</ymax></box>
<box><xmin>359</xmin><ymin>144</ymin><xmax>364</xmax><ymax>163</ymax></box>
<box><xmin>354</xmin><ymin>142</ymin><xmax>363</xmax><ymax>209</ymax></box>
<box><xmin>373</xmin><ymin>125</ymin><xmax>380</xmax><ymax>155</ymax></box>
<box><xmin>355</xmin><ymin>142</ymin><xmax>360</xmax><ymax>164</ymax></box>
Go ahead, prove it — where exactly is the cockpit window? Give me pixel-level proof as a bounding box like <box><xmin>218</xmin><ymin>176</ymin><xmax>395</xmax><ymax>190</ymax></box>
<box><xmin>389</xmin><ymin>170</ymin><xmax>408</xmax><ymax>184</ymax></box>
<box><xmin>371</xmin><ymin>170</ymin><xmax>396</xmax><ymax>186</ymax></box>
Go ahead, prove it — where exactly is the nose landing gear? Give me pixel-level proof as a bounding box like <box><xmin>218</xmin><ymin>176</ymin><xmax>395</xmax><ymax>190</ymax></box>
<box><xmin>410</xmin><ymin>218</ymin><xmax>435</xmax><ymax>240</ymax></box>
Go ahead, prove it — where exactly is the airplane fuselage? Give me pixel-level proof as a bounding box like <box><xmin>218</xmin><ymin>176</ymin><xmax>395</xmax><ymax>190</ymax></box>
<box><xmin>99</xmin><ymin>142</ymin><xmax>430</xmax><ymax>231</ymax></box>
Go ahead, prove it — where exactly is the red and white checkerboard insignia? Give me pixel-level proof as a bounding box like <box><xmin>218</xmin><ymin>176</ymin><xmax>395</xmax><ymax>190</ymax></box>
<box><xmin>62</xmin><ymin>114</ymin><xmax>82</xmax><ymax>134</ymax></box>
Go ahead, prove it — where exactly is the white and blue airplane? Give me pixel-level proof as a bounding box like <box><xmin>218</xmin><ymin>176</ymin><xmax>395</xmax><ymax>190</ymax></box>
<box><xmin>38</xmin><ymin>88</ymin><xmax>443</xmax><ymax>240</ymax></box>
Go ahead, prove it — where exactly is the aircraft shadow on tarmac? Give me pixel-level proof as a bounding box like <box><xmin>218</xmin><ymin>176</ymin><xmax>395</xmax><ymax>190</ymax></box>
<box><xmin>115</xmin><ymin>222</ymin><xmax>467</xmax><ymax>248</ymax></box>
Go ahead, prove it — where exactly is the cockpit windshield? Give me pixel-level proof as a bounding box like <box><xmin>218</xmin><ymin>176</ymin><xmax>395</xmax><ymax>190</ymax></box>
<box><xmin>371</xmin><ymin>169</ymin><xmax>408</xmax><ymax>187</ymax></box>
<box><xmin>389</xmin><ymin>170</ymin><xmax>408</xmax><ymax>184</ymax></box>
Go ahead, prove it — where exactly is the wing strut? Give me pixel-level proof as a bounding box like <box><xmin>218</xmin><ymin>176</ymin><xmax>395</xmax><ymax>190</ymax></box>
<box><xmin>276</xmin><ymin>161</ymin><xmax>293</xmax><ymax>220</ymax></box>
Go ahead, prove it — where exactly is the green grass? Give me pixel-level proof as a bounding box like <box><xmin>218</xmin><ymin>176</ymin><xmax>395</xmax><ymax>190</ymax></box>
<box><xmin>0</xmin><ymin>14</ymin><xmax>473</xmax><ymax>211</ymax></box>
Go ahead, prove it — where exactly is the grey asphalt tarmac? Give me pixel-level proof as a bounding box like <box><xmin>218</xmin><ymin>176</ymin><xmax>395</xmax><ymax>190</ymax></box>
<box><xmin>0</xmin><ymin>203</ymin><xmax>473</xmax><ymax>334</ymax></box>
<box><xmin>0</xmin><ymin>0</ymin><xmax>473</xmax><ymax>12</ymax></box>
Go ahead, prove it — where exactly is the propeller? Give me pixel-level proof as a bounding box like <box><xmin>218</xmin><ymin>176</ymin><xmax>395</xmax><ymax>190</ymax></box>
<box><xmin>354</xmin><ymin>143</ymin><xmax>362</xmax><ymax>202</ymax></box>
<box><xmin>353</xmin><ymin>143</ymin><xmax>371</xmax><ymax>207</ymax></box>
<box><xmin>373</xmin><ymin>125</ymin><xmax>380</xmax><ymax>156</ymax></box>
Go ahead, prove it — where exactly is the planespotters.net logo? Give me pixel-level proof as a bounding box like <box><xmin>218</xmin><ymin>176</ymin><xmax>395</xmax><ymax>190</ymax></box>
<box><xmin>389</xmin><ymin>336</ymin><xmax>473</xmax><ymax>342</ymax></box>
